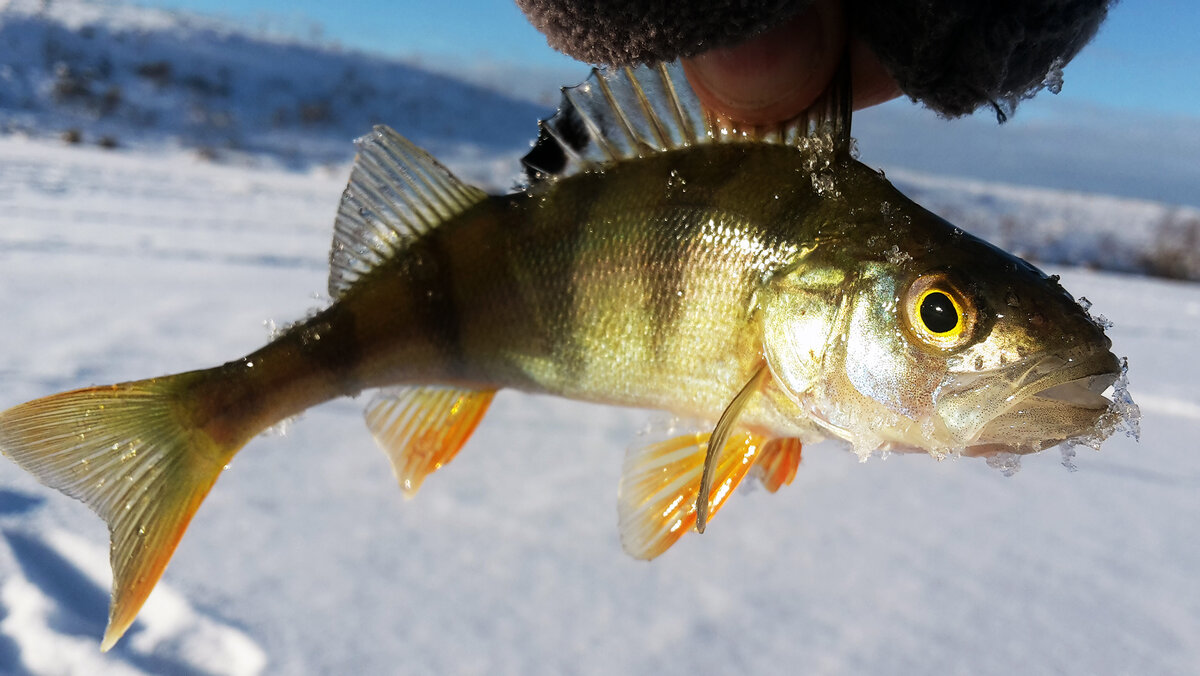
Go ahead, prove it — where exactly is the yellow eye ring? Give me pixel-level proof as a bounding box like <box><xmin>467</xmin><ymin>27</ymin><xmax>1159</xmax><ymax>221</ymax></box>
<box><xmin>904</xmin><ymin>275</ymin><xmax>976</xmax><ymax>349</ymax></box>
<box><xmin>916</xmin><ymin>288</ymin><xmax>963</xmax><ymax>337</ymax></box>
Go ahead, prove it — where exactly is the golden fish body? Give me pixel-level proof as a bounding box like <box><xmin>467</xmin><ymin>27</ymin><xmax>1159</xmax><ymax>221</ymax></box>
<box><xmin>330</xmin><ymin>144</ymin><xmax>823</xmax><ymax>431</ymax></box>
<box><xmin>322</xmin><ymin>138</ymin><xmax>1120</xmax><ymax>454</ymax></box>
<box><xmin>0</xmin><ymin>62</ymin><xmax>1132</xmax><ymax>649</ymax></box>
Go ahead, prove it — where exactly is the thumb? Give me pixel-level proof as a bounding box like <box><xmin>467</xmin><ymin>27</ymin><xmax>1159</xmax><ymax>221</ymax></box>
<box><xmin>682</xmin><ymin>0</ymin><xmax>844</xmax><ymax>126</ymax></box>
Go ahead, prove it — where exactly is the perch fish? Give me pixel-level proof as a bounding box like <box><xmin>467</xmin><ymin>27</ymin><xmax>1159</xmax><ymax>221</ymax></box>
<box><xmin>0</xmin><ymin>62</ymin><xmax>1135</xmax><ymax>649</ymax></box>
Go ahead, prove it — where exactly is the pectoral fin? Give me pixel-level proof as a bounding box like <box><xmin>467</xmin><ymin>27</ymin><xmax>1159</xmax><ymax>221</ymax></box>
<box><xmin>618</xmin><ymin>429</ymin><xmax>765</xmax><ymax>560</ymax></box>
<box><xmin>755</xmin><ymin>437</ymin><xmax>803</xmax><ymax>493</ymax></box>
<box><xmin>364</xmin><ymin>386</ymin><xmax>495</xmax><ymax>498</ymax></box>
<box><xmin>696</xmin><ymin>363</ymin><xmax>770</xmax><ymax>532</ymax></box>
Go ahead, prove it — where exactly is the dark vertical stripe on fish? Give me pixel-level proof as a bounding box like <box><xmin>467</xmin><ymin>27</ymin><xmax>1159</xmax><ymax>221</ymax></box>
<box><xmin>410</xmin><ymin>234</ymin><xmax>465</xmax><ymax>375</ymax></box>
<box><xmin>496</xmin><ymin>192</ymin><xmax>585</xmax><ymax>384</ymax></box>
<box><xmin>557</xmin><ymin>181</ymin><xmax>612</xmax><ymax>385</ymax></box>
<box><xmin>277</xmin><ymin>302</ymin><xmax>364</xmax><ymax>396</ymax></box>
<box><xmin>648</xmin><ymin>210</ymin><xmax>692</xmax><ymax>366</ymax></box>
<box><xmin>550</xmin><ymin>207</ymin><xmax>586</xmax><ymax>379</ymax></box>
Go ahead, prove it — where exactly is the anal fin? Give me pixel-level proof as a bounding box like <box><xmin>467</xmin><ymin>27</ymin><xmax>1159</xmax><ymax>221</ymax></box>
<box><xmin>364</xmin><ymin>386</ymin><xmax>495</xmax><ymax>498</ymax></box>
<box><xmin>618</xmin><ymin>429</ymin><xmax>765</xmax><ymax>560</ymax></box>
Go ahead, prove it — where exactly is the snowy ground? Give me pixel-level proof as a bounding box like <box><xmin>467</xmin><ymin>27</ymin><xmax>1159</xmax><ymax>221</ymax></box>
<box><xmin>0</xmin><ymin>128</ymin><xmax>1198</xmax><ymax>676</ymax></box>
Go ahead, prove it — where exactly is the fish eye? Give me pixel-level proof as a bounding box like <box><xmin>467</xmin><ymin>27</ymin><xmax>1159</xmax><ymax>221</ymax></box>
<box><xmin>904</xmin><ymin>274</ymin><xmax>976</xmax><ymax>349</ymax></box>
<box><xmin>919</xmin><ymin>290</ymin><xmax>960</xmax><ymax>335</ymax></box>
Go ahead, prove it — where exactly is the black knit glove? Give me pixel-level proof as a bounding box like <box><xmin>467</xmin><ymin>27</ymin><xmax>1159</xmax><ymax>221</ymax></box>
<box><xmin>516</xmin><ymin>0</ymin><xmax>1111</xmax><ymax>118</ymax></box>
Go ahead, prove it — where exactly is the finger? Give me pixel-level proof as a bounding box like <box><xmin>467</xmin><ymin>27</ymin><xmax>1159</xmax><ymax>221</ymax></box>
<box><xmin>682</xmin><ymin>0</ymin><xmax>901</xmax><ymax>124</ymax></box>
<box><xmin>849</xmin><ymin>37</ymin><xmax>902</xmax><ymax>110</ymax></box>
<box><xmin>682</xmin><ymin>0</ymin><xmax>845</xmax><ymax>126</ymax></box>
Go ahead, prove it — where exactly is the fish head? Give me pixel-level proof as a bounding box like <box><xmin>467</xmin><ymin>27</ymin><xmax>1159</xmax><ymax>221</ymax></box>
<box><xmin>764</xmin><ymin>202</ymin><xmax>1128</xmax><ymax>459</ymax></box>
<box><xmin>899</xmin><ymin>231</ymin><xmax>1124</xmax><ymax>457</ymax></box>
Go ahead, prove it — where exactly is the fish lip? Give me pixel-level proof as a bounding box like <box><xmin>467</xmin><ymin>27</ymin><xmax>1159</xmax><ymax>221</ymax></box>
<box><xmin>1011</xmin><ymin>349</ymin><xmax>1121</xmax><ymax>405</ymax></box>
<box><xmin>961</xmin><ymin>372</ymin><xmax>1115</xmax><ymax>459</ymax></box>
<box><xmin>944</xmin><ymin>348</ymin><xmax>1122</xmax><ymax>453</ymax></box>
<box><xmin>1027</xmin><ymin>373</ymin><xmax>1116</xmax><ymax>410</ymax></box>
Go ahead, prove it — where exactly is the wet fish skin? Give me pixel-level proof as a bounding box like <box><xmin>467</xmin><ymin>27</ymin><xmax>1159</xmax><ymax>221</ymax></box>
<box><xmin>242</xmin><ymin>143</ymin><xmax>822</xmax><ymax>433</ymax></box>
<box><xmin>226</xmin><ymin>143</ymin><xmax>1115</xmax><ymax>447</ymax></box>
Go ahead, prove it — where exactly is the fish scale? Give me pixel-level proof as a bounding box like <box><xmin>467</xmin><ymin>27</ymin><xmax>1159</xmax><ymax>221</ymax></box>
<box><xmin>499</xmin><ymin>147</ymin><xmax>812</xmax><ymax>404</ymax></box>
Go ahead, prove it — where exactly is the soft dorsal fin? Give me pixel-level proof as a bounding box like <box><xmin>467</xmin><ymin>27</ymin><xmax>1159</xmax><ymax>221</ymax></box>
<box><xmin>521</xmin><ymin>59</ymin><xmax>853</xmax><ymax>184</ymax></box>
<box><xmin>330</xmin><ymin>126</ymin><xmax>487</xmax><ymax>297</ymax></box>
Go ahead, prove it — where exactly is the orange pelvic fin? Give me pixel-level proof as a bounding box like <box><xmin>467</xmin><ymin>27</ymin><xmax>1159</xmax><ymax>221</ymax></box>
<box><xmin>364</xmin><ymin>386</ymin><xmax>495</xmax><ymax>498</ymax></box>
<box><xmin>754</xmin><ymin>437</ymin><xmax>803</xmax><ymax>493</ymax></box>
<box><xmin>617</xmin><ymin>428</ymin><xmax>764</xmax><ymax>561</ymax></box>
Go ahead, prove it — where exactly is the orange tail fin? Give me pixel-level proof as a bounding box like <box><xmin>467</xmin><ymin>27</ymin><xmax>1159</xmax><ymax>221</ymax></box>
<box><xmin>0</xmin><ymin>370</ymin><xmax>252</xmax><ymax>650</ymax></box>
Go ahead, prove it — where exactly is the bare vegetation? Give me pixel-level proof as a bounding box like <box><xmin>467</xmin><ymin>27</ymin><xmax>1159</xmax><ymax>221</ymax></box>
<box><xmin>1139</xmin><ymin>210</ymin><xmax>1200</xmax><ymax>280</ymax></box>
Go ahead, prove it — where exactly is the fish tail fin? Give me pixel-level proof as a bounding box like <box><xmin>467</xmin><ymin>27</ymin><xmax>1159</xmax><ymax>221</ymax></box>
<box><xmin>0</xmin><ymin>369</ymin><xmax>253</xmax><ymax>650</ymax></box>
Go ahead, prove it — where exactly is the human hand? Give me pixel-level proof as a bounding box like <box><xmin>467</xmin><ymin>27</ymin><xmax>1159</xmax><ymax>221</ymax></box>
<box><xmin>681</xmin><ymin>0</ymin><xmax>900</xmax><ymax>126</ymax></box>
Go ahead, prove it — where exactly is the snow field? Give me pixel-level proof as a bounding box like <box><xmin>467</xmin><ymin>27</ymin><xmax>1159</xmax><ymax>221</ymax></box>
<box><xmin>0</xmin><ymin>132</ymin><xmax>1196</xmax><ymax>675</ymax></box>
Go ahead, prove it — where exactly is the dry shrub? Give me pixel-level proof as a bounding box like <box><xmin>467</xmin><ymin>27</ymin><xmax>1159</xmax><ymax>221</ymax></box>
<box><xmin>1139</xmin><ymin>210</ymin><xmax>1200</xmax><ymax>281</ymax></box>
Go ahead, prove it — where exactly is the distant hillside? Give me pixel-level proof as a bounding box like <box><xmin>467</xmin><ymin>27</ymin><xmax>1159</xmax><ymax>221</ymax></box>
<box><xmin>0</xmin><ymin>0</ymin><xmax>549</xmax><ymax>167</ymax></box>
<box><xmin>888</xmin><ymin>169</ymin><xmax>1200</xmax><ymax>281</ymax></box>
<box><xmin>0</xmin><ymin>0</ymin><xmax>1197</xmax><ymax>281</ymax></box>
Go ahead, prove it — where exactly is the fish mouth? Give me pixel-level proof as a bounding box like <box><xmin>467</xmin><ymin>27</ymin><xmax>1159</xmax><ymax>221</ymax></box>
<box><xmin>939</xmin><ymin>349</ymin><xmax>1122</xmax><ymax>456</ymax></box>
<box><xmin>1029</xmin><ymin>374</ymin><xmax>1115</xmax><ymax>410</ymax></box>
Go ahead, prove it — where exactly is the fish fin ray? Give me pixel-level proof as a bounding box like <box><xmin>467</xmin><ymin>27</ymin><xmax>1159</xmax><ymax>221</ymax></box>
<box><xmin>696</xmin><ymin>363</ymin><xmax>770</xmax><ymax>532</ymax></box>
<box><xmin>0</xmin><ymin>372</ymin><xmax>248</xmax><ymax>650</ymax></box>
<box><xmin>618</xmin><ymin>429</ymin><xmax>764</xmax><ymax>560</ymax></box>
<box><xmin>330</xmin><ymin>126</ymin><xmax>487</xmax><ymax>297</ymax></box>
<box><xmin>520</xmin><ymin>59</ymin><xmax>852</xmax><ymax>184</ymax></box>
<box><xmin>754</xmin><ymin>437</ymin><xmax>803</xmax><ymax>493</ymax></box>
<box><xmin>364</xmin><ymin>386</ymin><xmax>495</xmax><ymax>498</ymax></box>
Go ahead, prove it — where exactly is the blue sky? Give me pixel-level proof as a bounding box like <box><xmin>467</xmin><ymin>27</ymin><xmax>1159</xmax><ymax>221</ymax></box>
<box><xmin>1049</xmin><ymin>0</ymin><xmax>1200</xmax><ymax>118</ymax></box>
<box><xmin>139</xmin><ymin>0</ymin><xmax>1198</xmax><ymax>119</ymax></box>
<box><xmin>128</xmin><ymin>1</ymin><xmax>1199</xmax><ymax>207</ymax></box>
<box><xmin>137</xmin><ymin>1</ymin><xmax>579</xmax><ymax>74</ymax></box>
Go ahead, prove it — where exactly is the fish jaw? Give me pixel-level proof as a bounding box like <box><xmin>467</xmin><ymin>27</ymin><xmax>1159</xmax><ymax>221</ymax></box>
<box><xmin>935</xmin><ymin>347</ymin><xmax>1123</xmax><ymax>455</ymax></box>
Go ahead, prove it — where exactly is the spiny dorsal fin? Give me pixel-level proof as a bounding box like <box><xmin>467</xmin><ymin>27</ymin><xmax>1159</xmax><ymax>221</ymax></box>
<box><xmin>330</xmin><ymin>126</ymin><xmax>487</xmax><ymax>297</ymax></box>
<box><xmin>521</xmin><ymin>59</ymin><xmax>853</xmax><ymax>184</ymax></box>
